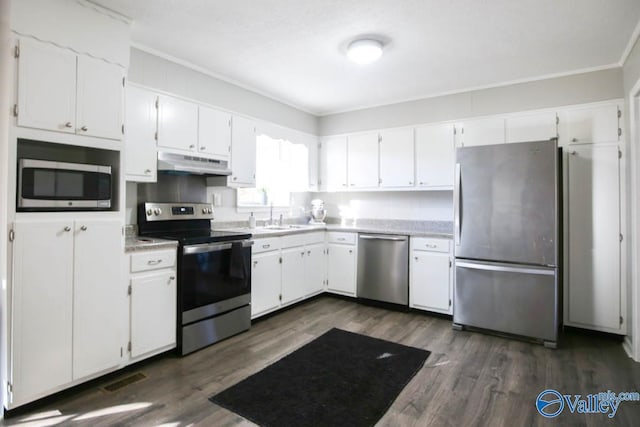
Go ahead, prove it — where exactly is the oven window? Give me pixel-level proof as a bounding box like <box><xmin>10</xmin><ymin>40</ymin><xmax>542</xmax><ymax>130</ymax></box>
<box><xmin>181</xmin><ymin>246</ymin><xmax>251</xmax><ymax>313</ymax></box>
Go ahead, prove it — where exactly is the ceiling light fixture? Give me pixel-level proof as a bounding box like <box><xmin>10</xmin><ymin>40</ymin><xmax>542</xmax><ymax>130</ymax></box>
<box><xmin>347</xmin><ymin>39</ymin><xmax>383</xmax><ymax>64</ymax></box>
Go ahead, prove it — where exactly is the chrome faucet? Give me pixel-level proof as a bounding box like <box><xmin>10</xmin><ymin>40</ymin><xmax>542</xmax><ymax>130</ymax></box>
<box><xmin>279</xmin><ymin>213</ymin><xmax>284</xmax><ymax>226</ymax></box>
<box><xmin>269</xmin><ymin>203</ymin><xmax>274</xmax><ymax>225</ymax></box>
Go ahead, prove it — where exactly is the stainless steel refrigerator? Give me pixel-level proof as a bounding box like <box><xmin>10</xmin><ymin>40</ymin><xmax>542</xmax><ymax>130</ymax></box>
<box><xmin>453</xmin><ymin>139</ymin><xmax>561</xmax><ymax>348</ymax></box>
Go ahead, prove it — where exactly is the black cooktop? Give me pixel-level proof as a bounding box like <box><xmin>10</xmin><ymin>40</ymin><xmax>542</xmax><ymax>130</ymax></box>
<box><xmin>152</xmin><ymin>229</ymin><xmax>252</xmax><ymax>246</ymax></box>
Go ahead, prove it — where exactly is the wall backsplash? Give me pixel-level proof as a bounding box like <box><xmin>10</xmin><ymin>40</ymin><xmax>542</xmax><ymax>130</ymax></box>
<box><xmin>316</xmin><ymin>190</ymin><xmax>453</xmax><ymax>222</ymax></box>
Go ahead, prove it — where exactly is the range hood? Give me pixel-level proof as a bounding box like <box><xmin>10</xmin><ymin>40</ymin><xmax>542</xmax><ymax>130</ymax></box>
<box><xmin>157</xmin><ymin>151</ymin><xmax>232</xmax><ymax>176</ymax></box>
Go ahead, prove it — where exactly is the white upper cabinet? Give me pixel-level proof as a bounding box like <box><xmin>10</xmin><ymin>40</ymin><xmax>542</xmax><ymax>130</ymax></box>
<box><xmin>198</xmin><ymin>106</ymin><xmax>232</xmax><ymax>159</ymax></box>
<box><xmin>347</xmin><ymin>132</ymin><xmax>379</xmax><ymax>188</ymax></box>
<box><xmin>157</xmin><ymin>94</ymin><xmax>199</xmax><ymax>152</ymax></box>
<box><xmin>76</xmin><ymin>55</ymin><xmax>124</xmax><ymax>140</ymax></box>
<box><xmin>379</xmin><ymin>128</ymin><xmax>414</xmax><ymax>188</ymax></box>
<box><xmin>559</xmin><ymin>103</ymin><xmax>620</xmax><ymax>145</ymax></box>
<box><xmin>228</xmin><ymin>115</ymin><xmax>257</xmax><ymax>187</ymax></box>
<box><xmin>17</xmin><ymin>38</ymin><xmax>77</xmax><ymax>134</ymax></box>
<box><xmin>415</xmin><ymin>123</ymin><xmax>455</xmax><ymax>188</ymax></box>
<box><xmin>505</xmin><ymin>111</ymin><xmax>557</xmax><ymax>143</ymax></box>
<box><xmin>125</xmin><ymin>85</ymin><xmax>158</xmax><ymax>182</ymax></box>
<box><xmin>16</xmin><ymin>38</ymin><xmax>123</xmax><ymax>140</ymax></box>
<box><xmin>460</xmin><ymin>117</ymin><xmax>505</xmax><ymax>146</ymax></box>
<box><xmin>320</xmin><ymin>136</ymin><xmax>348</xmax><ymax>191</ymax></box>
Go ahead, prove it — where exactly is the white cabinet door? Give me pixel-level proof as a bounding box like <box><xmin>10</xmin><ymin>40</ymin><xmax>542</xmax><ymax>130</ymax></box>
<box><xmin>327</xmin><ymin>244</ymin><xmax>356</xmax><ymax>296</ymax></box>
<box><xmin>125</xmin><ymin>85</ymin><xmax>158</xmax><ymax>182</ymax></box>
<box><xmin>305</xmin><ymin>243</ymin><xmax>326</xmax><ymax>297</ymax></box>
<box><xmin>198</xmin><ymin>106</ymin><xmax>231</xmax><ymax>159</ymax></box>
<box><xmin>415</xmin><ymin>123</ymin><xmax>455</xmax><ymax>188</ymax></box>
<box><xmin>348</xmin><ymin>133</ymin><xmax>379</xmax><ymax>188</ymax></box>
<box><xmin>229</xmin><ymin>115</ymin><xmax>257</xmax><ymax>186</ymax></box>
<box><xmin>251</xmin><ymin>251</ymin><xmax>281</xmax><ymax>318</ymax></box>
<box><xmin>130</xmin><ymin>271</ymin><xmax>176</xmax><ymax>358</ymax></box>
<box><xmin>72</xmin><ymin>220</ymin><xmax>124</xmax><ymax>379</ymax></box>
<box><xmin>505</xmin><ymin>112</ymin><xmax>557</xmax><ymax>143</ymax></box>
<box><xmin>460</xmin><ymin>117</ymin><xmax>505</xmax><ymax>146</ymax></box>
<box><xmin>320</xmin><ymin>136</ymin><xmax>348</xmax><ymax>191</ymax></box>
<box><xmin>76</xmin><ymin>55</ymin><xmax>124</xmax><ymax>140</ymax></box>
<box><xmin>281</xmin><ymin>247</ymin><xmax>306</xmax><ymax>306</ymax></box>
<box><xmin>566</xmin><ymin>144</ymin><xmax>621</xmax><ymax>332</ymax></box>
<box><xmin>560</xmin><ymin>104</ymin><xmax>620</xmax><ymax>145</ymax></box>
<box><xmin>17</xmin><ymin>38</ymin><xmax>76</xmax><ymax>133</ymax></box>
<box><xmin>11</xmin><ymin>221</ymin><xmax>73</xmax><ymax>407</ymax></box>
<box><xmin>157</xmin><ymin>94</ymin><xmax>199</xmax><ymax>152</ymax></box>
<box><xmin>410</xmin><ymin>251</ymin><xmax>451</xmax><ymax>313</ymax></box>
<box><xmin>379</xmin><ymin>128</ymin><xmax>414</xmax><ymax>188</ymax></box>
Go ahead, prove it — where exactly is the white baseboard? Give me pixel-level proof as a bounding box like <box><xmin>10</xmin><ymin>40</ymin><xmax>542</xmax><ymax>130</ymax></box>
<box><xmin>623</xmin><ymin>336</ymin><xmax>635</xmax><ymax>360</ymax></box>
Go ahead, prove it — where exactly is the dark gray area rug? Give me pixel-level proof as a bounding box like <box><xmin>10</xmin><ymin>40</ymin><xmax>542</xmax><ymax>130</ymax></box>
<box><xmin>209</xmin><ymin>328</ymin><xmax>430</xmax><ymax>427</ymax></box>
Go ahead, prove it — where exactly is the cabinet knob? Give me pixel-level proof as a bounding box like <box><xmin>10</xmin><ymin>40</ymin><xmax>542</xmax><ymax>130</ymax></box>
<box><xmin>301</xmin><ymin>252</ymin><xmax>305</xmax><ymax>257</ymax></box>
<box><xmin>144</xmin><ymin>169</ymin><xmax>151</xmax><ymax>174</ymax></box>
<box><xmin>80</xmin><ymin>126</ymin><xmax>88</xmax><ymax>132</ymax></box>
<box><xmin>342</xmin><ymin>183</ymin><xmax>347</xmax><ymax>187</ymax></box>
<box><xmin>571</xmin><ymin>138</ymin><xmax>578</xmax><ymax>142</ymax></box>
<box><xmin>415</xmin><ymin>256</ymin><xmax>418</xmax><ymax>261</ymax></box>
<box><xmin>307</xmin><ymin>250</ymin><xmax>311</xmax><ymax>255</ymax></box>
<box><xmin>64</xmin><ymin>122</ymin><xmax>73</xmax><ymax>128</ymax></box>
<box><xmin>64</xmin><ymin>226</ymin><xmax>71</xmax><ymax>232</ymax></box>
<box><xmin>349</xmin><ymin>249</ymin><xmax>353</xmax><ymax>254</ymax></box>
<box><xmin>419</xmin><ymin>182</ymin><xmax>424</xmax><ymax>185</ymax></box>
<box><xmin>233</xmin><ymin>176</ymin><xmax>237</xmax><ymax>181</ymax></box>
<box><xmin>570</xmin><ymin>151</ymin><xmax>577</xmax><ymax>155</ymax></box>
<box><xmin>200</xmin><ymin>146</ymin><xmax>206</xmax><ymax>150</ymax></box>
<box><xmin>409</xmin><ymin>181</ymin><xmax>413</xmax><ymax>185</ymax></box>
<box><xmin>253</xmin><ymin>260</ymin><xmax>258</xmax><ymax>266</ymax></box>
<box><xmin>80</xmin><ymin>225</ymin><xmax>87</xmax><ymax>231</ymax></box>
<box><xmin>189</xmin><ymin>144</ymin><xmax>195</xmax><ymax>149</ymax></box>
<box><xmin>169</xmin><ymin>276</ymin><xmax>175</xmax><ymax>280</ymax></box>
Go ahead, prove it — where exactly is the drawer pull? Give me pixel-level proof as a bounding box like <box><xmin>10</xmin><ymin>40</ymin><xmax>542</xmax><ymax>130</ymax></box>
<box><xmin>169</xmin><ymin>276</ymin><xmax>175</xmax><ymax>280</ymax></box>
<box><xmin>147</xmin><ymin>259</ymin><xmax>163</xmax><ymax>265</ymax></box>
<box><xmin>262</xmin><ymin>244</ymin><xmax>271</xmax><ymax>249</ymax></box>
<box><xmin>337</xmin><ymin>238</ymin><xmax>346</xmax><ymax>241</ymax></box>
<box><xmin>425</xmin><ymin>244</ymin><xmax>437</xmax><ymax>248</ymax></box>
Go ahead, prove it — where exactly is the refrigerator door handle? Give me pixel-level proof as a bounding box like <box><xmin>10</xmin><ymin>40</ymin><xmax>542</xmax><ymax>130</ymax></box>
<box><xmin>454</xmin><ymin>162</ymin><xmax>461</xmax><ymax>246</ymax></box>
<box><xmin>455</xmin><ymin>261</ymin><xmax>555</xmax><ymax>276</ymax></box>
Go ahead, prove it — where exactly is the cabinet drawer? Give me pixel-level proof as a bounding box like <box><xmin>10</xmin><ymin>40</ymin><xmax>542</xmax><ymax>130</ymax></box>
<box><xmin>411</xmin><ymin>237</ymin><xmax>450</xmax><ymax>253</ymax></box>
<box><xmin>131</xmin><ymin>249</ymin><xmax>176</xmax><ymax>273</ymax></box>
<box><xmin>253</xmin><ymin>237</ymin><xmax>281</xmax><ymax>254</ymax></box>
<box><xmin>327</xmin><ymin>232</ymin><xmax>356</xmax><ymax>245</ymax></box>
<box><xmin>282</xmin><ymin>231</ymin><xmax>326</xmax><ymax>249</ymax></box>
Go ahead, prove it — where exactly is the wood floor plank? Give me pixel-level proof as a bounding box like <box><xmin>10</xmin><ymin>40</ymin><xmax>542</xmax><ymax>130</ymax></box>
<box><xmin>3</xmin><ymin>296</ymin><xmax>639</xmax><ymax>426</ymax></box>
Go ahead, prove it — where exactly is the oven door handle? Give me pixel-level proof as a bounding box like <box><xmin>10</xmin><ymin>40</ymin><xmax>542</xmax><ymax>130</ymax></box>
<box><xmin>183</xmin><ymin>239</ymin><xmax>254</xmax><ymax>255</ymax></box>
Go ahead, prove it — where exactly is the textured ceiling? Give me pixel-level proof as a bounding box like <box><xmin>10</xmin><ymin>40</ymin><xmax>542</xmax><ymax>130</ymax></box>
<box><xmin>92</xmin><ymin>0</ymin><xmax>640</xmax><ymax>115</ymax></box>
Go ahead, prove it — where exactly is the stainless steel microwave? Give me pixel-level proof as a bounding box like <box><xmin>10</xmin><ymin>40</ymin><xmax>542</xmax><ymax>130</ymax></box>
<box><xmin>18</xmin><ymin>159</ymin><xmax>112</xmax><ymax>210</ymax></box>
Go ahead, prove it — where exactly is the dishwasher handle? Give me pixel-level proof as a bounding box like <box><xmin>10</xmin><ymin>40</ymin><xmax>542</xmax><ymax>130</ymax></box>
<box><xmin>359</xmin><ymin>234</ymin><xmax>408</xmax><ymax>242</ymax></box>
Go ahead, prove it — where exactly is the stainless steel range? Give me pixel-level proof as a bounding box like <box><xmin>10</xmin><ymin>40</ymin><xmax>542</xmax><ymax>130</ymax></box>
<box><xmin>138</xmin><ymin>202</ymin><xmax>253</xmax><ymax>355</ymax></box>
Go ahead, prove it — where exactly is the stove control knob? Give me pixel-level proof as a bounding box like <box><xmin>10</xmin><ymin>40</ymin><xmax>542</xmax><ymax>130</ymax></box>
<box><xmin>202</xmin><ymin>208</ymin><xmax>207</xmax><ymax>214</ymax></box>
<box><xmin>146</xmin><ymin>209</ymin><xmax>153</xmax><ymax>216</ymax></box>
<box><xmin>153</xmin><ymin>208</ymin><xmax>162</xmax><ymax>216</ymax></box>
<box><xmin>208</xmin><ymin>208</ymin><xmax>213</xmax><ymax>214</ymax></box>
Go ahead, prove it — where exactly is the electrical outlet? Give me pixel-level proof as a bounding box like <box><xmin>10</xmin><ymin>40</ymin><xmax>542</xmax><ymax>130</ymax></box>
<box><xmin>213</xmin><ymin>192</ymin><xmax>222</xmax><ymax>207</ymax></box>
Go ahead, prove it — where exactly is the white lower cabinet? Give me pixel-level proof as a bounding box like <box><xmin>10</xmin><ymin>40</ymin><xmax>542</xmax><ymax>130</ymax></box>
<box><xmin>251</xmin><ymin>232</ymin><xmax>326</xmax><ymax>319</ymax></box>
<box><xmin>326</xmin><ymin>232</ymin><xmax>357</xmax><ymax>296</ymax></box>
<box><xmin>9</xmin><ymin>219</ymin><xmax>124</xmax><ymax>408</ymax></box>
<box><xmin>128</xmin><ymin>248</ymin><xmax>177</xmax><ymax>360</ymax></box>
<box><xmin>409</xmin><ymin>237</ymin><xmax>452</xmax><ymax>314</ymax></box>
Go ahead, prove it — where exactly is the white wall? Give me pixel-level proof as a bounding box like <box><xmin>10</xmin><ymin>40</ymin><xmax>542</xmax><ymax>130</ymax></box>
<box><xmin>319</xmin><ymin>68</ymin><xmax>623</xmax><ymax>136</ymax></box>
<box><xmin>128</xmin><ymin>48</ymin><xmax>318</xmax><ymax>135</ymax></box>
<box><xmin>317</xmin><ymin>191</ymin><xmax>453</xmax><ymax>222</ymax></box>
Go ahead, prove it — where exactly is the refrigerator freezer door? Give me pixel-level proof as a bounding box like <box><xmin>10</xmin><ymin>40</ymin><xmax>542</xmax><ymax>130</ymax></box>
<box><xmin>454</xmin><ymin>140</ymin><xmax>558</xmax><ymax>266</ymax></box>
<box><xmin>454</xmin><ymin>260</ymin><xmax>559</xmax><ymax>342</ymax></box>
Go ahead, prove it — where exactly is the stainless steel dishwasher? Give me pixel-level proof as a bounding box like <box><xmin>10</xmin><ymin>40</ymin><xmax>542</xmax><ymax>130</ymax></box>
<box><xmin>357</xmin><ymin>234</ymin><xmax>409</xmax><ymax>305</ymax></box>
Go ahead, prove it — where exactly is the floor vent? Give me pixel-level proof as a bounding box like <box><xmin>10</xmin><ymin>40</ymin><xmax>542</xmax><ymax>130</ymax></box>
<box><xmin>103</xmin><ymin>372</ymin><xmax>147</xmax><ymax>392</ymax></box>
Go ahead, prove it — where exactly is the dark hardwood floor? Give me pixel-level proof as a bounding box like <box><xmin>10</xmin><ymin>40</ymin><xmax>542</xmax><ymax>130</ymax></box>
<box><xmin>3</xmin><ymin>296</ymin><xmax>639</xmax><ymax>426</ymax></box>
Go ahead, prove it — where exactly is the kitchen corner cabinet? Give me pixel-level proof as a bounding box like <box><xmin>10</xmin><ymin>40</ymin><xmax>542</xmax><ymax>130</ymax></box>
<box><xmin>9</xmin><ymin>219</ymin><xmax>124</xmax><ymax>408</ymax></box>
<box><xmin>415</xmin><ymin>123</ymin><xmax>455</xmax><ymax>188</ymax></box>
<box><xmin>125</xmin><ymin>85</ymin><xmax>158</xmax><ymax>182</ymax></box>
<box><xmin>228</xmin><ymin>115</ymin><xmax>257</xmax><ymax>187</ymax></box>
<box><xmin>157</xmin><ymin>94</ymin><xmax>199</xmax><ymax>152</ymax></box>
<box><xmin>379</xmin><ymin>128</ymin><xmax>415</xmax><ymax>188</ymax></box>
<box><xmin>558</xmin><ymin>103</ymin><xmax>621</xmax><ymax>146</ymax></box>
<box><xmin>458</xmin><ymin>117</ymin><xmax>505</xmax><ymax>147</ymax></box>
<box><xmin>326</xmin><ymin>232</ymin><xmax>357</xmax><ymax>296</ymax></box>
<box><xmin>409</xmin><ymin>238</ymin><xmax>452</xmax><ymax>314</ymax></box>
<box><xmin>347</xmin><ymin>133</ymin><xmax>379</xmax><ymax>188</ymax></box>
<box><xmin>198</xmin><ymin>106</ymin><xmax>232</xmax><ymax>159</ymax></box>
<box><xmin>129</xmin><ymin>249</ymin><xmax>177</xmax><ymax>360</ymax></box>
<box><xmin>565</xmin><ymin>144</ymin><xmax>623</xmax><ymax>333</ymax></box>
<box><xmin>251</xmin><ymin>238</ymin><xmax>283</xmax><ymax>318</ymax></box>
<box><xmin>319</xmin><ymin>136</ymin><xmax>348</xmax><ymax>191</ymax></box>
<box><xmin>16</xmin><ymin>37</ymin><xmax>124</xmax><ymax>140</ymax></box>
